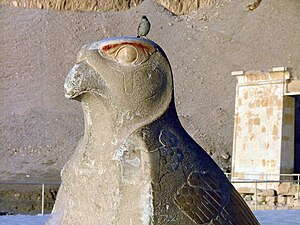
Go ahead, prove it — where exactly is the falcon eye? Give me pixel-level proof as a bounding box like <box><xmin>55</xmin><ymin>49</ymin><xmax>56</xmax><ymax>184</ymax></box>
<box><xmin>99</xmin><ymin>41</ymin><xmax>156</xmax><ymax>66</ymax></box>
<box><xmin>115</xmin><ymin>45</ymin><xmax>138</xmax><ymax>64</ymax></box>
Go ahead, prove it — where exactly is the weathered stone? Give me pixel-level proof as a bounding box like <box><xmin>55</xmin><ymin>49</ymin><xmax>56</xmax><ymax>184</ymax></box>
<box><xmin>266</xmin><ymin>196</ymin><xmax>277</xmax><ymax>205</ymax></box>
<box><xmin>278</xmin><ymin>182</ymin><xmax>297</xmax><ymax>195</ymax></box>
<box><xmin>278</xmin><ymin>195</ymin><xmax>287</xmax><ymax>205</ymax></box>
<box><xmin>237</xmin><ymin>187</ymin><xmax>253</xmax><ymax>194</ymax></box>
<box><xmin>278</xmin><ymin>182</ymin><xmax>292</xmax><ymax>194</ymax></box>
<box><xmin>0</xmin><ymin>0</ymin><xmax>216</xmax><ymax>15</ymax></box>
<box><xmin>256</xmin><ymin>196</ymin><xmax>266</xmax><ymax>204</ymax></box>
<box><xmin>251</xmin><ymin>193</ymin><xmax>267</xmax><ymax>205</ymax></box>
<box><xmin>294</xmin><ymin>199</ymin><xmax>300</xmax><ymax>208</ymax></box>
<box><xmin>261</xmin><ymin>189</ymin><xmax>277</xmax><ymax>197</ymax></box>
<box><xmin>261</xmin><ymin>205</ymin><xmax>276</xmax><ymax>210</ymax></box>
<box><xmin>287</xmin><ymin>196</ymin><xmax>295</xmax><ymax>205</ymax></box>
<box><xmin>0</xmin><ymin>0</ymin><xmax>143</xmax><ymax>12</ymax></box>
<box><xmin>244</xmin><ymin>194</ymin><xmax>253</xmax><ymax>201</ymax></box>
<box><xmin>237</xmin><ymin>186</ymin><xmax>263</xmax><ymax>195</ymax></box>
<box><xmin>157</xmin><ymin>0</ymin><xmax>215</xmax><ymax>15</ymax></box>
<box><xmin>46</xmin><ymin>37</ymin><xmax>259</xmax><ymax>224</ymax></box>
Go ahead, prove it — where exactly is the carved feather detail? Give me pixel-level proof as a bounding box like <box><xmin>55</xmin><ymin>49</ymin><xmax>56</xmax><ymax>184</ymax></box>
<box><xmin>174</xmin><ymin>171</ymin><xmax>260</xmax><ymax>224</ymax></box>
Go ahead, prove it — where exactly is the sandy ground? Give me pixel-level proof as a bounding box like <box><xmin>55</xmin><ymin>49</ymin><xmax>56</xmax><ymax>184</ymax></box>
<box><xmin>1</xmin><ymin>0</ymin><xmax>300</xmax><ymax>181</ymax></box>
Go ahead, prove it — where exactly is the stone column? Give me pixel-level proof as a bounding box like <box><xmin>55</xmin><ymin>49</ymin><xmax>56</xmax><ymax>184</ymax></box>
<box><xmin>232</xmin><ymin>67</ymin><xmax>296</xmax><ymax>188</ymax></box>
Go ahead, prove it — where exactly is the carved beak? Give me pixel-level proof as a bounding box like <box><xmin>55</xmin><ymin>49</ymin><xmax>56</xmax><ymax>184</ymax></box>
<box><xmin>64</xmin><ymin>60</ymin><xmax>107</xmax><ymax>100</ymax></box>
<box><xmin>64</xmin><ymin>63</ymin><xmax>82</xmax><ymax>99</ymax></box>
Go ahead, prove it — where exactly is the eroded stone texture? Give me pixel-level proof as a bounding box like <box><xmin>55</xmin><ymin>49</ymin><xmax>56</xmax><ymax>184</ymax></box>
<box><xmin>1</xmin><ymin>0</ymin><xmax>143</xmax><ymax>12</ymax></box>
<box><xmin>47</xmin><ymin>37</ymin><xmax>258</xmax><ymax>224</ymax></box>
<box><xmin>0</xmin><ymin>0</ymin><xmax>215</xmax><ymax>15</ymax></box>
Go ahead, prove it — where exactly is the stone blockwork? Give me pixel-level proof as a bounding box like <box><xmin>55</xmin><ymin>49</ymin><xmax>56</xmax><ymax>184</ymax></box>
<box><xmin>0</xmin><ymin>0</ymin><xmax>216</xmax><ymax>15</ymax></box>
<box><xmin>231</xmin><ymin>68</ymin><xmax>299</xmax><ymax>189</ymax></box>
<box><xmin>237</xmin><ymin>182</ymin><xmax>300</xmax><ymax>210</ymax></box>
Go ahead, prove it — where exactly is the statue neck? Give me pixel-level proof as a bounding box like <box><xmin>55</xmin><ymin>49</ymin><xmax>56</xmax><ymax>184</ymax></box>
<box><xmin>79</xmin><ymin>93</ymin><xmax>174</xmax><ymax>142</ymax></box>
<box><xmin>80</xmin><ymin>96</ymin><xmax>112</xmax><ymax>139</ymax></box>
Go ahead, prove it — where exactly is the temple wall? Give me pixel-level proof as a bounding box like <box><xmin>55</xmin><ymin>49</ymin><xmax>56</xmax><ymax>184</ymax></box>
<box><xmin>231</xmin><ymin>68</ymin><xmax>295</xmax><ymax>188</ymax></box>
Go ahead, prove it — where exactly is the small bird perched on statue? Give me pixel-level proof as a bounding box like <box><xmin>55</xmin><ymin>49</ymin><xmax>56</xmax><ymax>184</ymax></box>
<box><xmin>137</xmin><ymin>15</ymin><xmax>150</xmax><ymax>38</ymax></box>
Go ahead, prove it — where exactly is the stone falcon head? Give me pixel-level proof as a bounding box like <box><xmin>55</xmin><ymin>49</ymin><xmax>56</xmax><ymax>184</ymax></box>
<box><xmin>64</xmin><ymin>37</ymin><xmax>173</xmax><ymax>122</ymax></box>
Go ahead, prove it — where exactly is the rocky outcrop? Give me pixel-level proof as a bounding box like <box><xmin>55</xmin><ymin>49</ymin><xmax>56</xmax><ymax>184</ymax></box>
<box><xmin>158</xmin><ymin>0</ymin><xmax>216</xmax><ymax>15</ymax></box>
<box><xmin>0</xmin><ymin>0</ymin><xmax>216</xmax><ymax>15</ymax></box>
<box><xmin>1</xmin><ymin>0</ymin><xmax>143</xmax><ymax>12</ymax></box>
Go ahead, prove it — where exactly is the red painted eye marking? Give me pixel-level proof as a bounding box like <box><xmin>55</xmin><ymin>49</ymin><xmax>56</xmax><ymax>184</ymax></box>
<box><xmin>101</xmin><ymin>44</ymin><xmax>118</xmax><ymax>52</ymax></box>
<box><xmin>101</xmin><ymin>42</ymin><xmax>154</xmax><ymax>52</ymax></box>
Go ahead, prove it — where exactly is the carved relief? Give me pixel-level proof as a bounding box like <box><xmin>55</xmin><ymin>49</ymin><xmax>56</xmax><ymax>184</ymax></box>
<box><xmin>174</xmin><ymin>171</ymin><xmax>229</xmax><ymax>224</ymax></box>
<box><xmin>157</xmin><ymin>129</ymin><xmax>184</xmax><ymax>181</ymax></box>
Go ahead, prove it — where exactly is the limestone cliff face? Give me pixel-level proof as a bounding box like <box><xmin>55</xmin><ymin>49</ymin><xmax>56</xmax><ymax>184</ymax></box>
<box><xmin>0</xmin><ymin>0</ymin><xmax>216</xmax><ymax>15</ymax></box>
